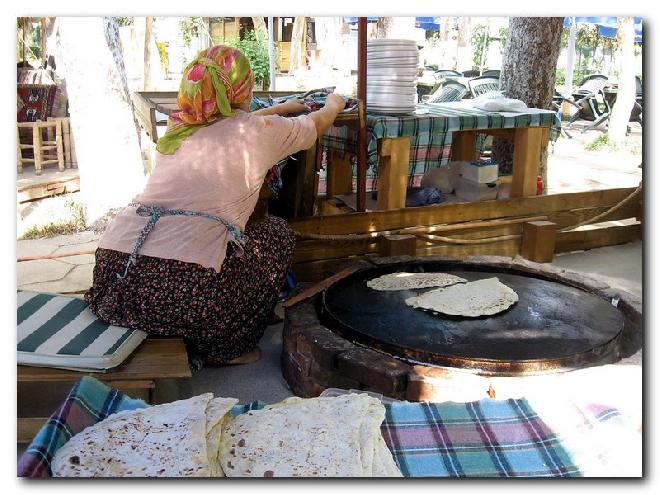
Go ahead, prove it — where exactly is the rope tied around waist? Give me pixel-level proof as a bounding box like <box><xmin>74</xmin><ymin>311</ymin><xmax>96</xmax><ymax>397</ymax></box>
<box><xmin>116</xmin><ymin>203</ymin><xmax>246</xmax><ymax>280</ymax></box>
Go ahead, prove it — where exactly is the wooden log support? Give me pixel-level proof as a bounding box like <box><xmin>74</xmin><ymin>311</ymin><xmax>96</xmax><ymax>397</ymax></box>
<box><xmin>55</xmin><ymin>120</ymin><xmax>65</xmax><ymax>171</ymax></box>
<box><xmin>451</xmin><ymin>130</ymin><xmax>478</xmax><ymax>161</ymax></box>
<box><xmin>377</xmin><ymin>136</ymin><xmax>410</xmax><ymax>210</ymax></box>
<box><xmin>326</xmin><ymin>150</ymin><xmax>353</xmax><ymax>198</ymax></box>
<box><xmin>16</xmin><ymin>130</ymin><xmax>23</xmax><ymax>173</ymax></box>
<box><xmin>32</xmin><ymin>124</ymin><xmax>43</xmax><ymax>175</ymax></box>
<box><xmin>521</xmin><ymin>220</ymin><xmax>557</xmax><ymax>263</ymax></box>
<box><xmin>296</xmin><ymin>143</ymin><xmax>319</xmax><ymax>217</ymax></box>
<box><xmin>379</xmin><ymin>234</ymin><xmax>417</xmax><ymax>257</ymax></box>
<box><xmin>511</xmin><ymin>126</ymin><xmax>544</xmax><ymax>198</ymax></box>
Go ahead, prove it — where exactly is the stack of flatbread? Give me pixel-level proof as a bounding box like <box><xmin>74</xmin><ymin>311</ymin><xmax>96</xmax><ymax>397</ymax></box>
<box><xmin>218</xmin><ymin>394</ymin><xmax>401</xmax><ymax>477</ymax></box>
<box><xmin>52</xmin><ymin>393</ymin><xmax>238</xmax><ymax>477</ymax></box>
<box><xmin>51</xmin><ymin>393</ymin><xmax>401</xmax><ymax>478</ymax></box>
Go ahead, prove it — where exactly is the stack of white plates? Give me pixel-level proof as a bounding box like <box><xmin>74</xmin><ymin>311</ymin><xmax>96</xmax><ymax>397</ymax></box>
<box><xmin>367</xmin><ymin>39</ymin><xmax>419</xmax><ymax>115</ymax></box>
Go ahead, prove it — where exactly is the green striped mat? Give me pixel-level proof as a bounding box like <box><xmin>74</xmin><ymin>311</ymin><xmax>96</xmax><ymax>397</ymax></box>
<box><xmin>17</xmin><ymin>291</ymin><xmax>147</xmax><ymax>372</ymax></box>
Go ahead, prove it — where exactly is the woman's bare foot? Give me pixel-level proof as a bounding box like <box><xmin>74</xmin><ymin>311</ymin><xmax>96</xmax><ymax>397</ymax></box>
<box><xmin>227</xmin><ymin>346</ymin><xmax>262</xmax><ymax>365</ymax></box>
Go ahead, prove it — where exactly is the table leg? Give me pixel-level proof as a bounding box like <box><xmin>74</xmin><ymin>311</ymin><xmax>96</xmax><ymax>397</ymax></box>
<box><xmin>32</xmin><ymin>125</ymin><xmax>43</xmax><ymax>176</ymax></box>
<box><xmin>295</xmin><ymin>143</ymin><xmax>319</xmax><ymax>217</ymax></box>
<box><xmin>510</xmin><ymin>126</ymin><xmax>545</xmax><ymax>198</ymax></box>
<box><xmin>326</xmin><ymin>150</ymin><xmax>354</xmax><ymax>198</ymax></box>
<box><xmin>377</xmin><ymin>136</ymin><xmax>410</xmax><ymax>210</ymax></box>
<box><xmin>451</xmin><ymin>130</ymin><xmax>478</xmax><ymax>161</ymax></box>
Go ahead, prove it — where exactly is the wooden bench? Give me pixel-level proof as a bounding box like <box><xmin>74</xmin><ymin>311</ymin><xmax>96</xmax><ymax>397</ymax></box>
<box><xmin>17</xmin><ymin>337</ymin><xmax>191</xmax><ymax>444</ymax></box>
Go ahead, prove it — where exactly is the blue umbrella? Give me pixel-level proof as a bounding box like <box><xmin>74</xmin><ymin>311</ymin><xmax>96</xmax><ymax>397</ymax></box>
<box><xmin>415</xmin><ymin>17</ymin><xmax>442</xmax><ymax>30</ymax></box>
<box><xmin>343</xmin><ymin>17</ymin><xmax>379</xmax><ymax>24</ymax></box>
<box><xmin>343</xmin><ymin>17</ymin><xmax>442</xmax><ymax>30</ymax></box>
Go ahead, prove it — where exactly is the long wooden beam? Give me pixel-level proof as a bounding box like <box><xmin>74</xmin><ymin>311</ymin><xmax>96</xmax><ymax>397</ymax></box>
<box><xmin>290</xmin><ymin>187</ymin><xmax>637</xmax><ymax>235</ymax></box>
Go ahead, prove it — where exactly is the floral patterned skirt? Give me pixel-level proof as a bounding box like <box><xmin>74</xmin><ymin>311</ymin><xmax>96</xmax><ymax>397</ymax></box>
<box><xmin>85</xmin><ymin>216</ymin><xmax>295</xmax><ymax>365</ymax></box>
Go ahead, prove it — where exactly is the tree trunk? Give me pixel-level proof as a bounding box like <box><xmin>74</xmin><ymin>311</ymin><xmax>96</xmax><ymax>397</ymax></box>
<box><xmin>608</xmin><ymin>17</ymin><xmax>636</xmax><ymax>145</ymax></box>
<box><xmin>456</xmin><ymin>17</ymin><xmax>473</xmax><ymax>70</ymax></box>
<box><xmin>143</xmin><ymin>16</ymin><xmax>153</xmax><ymax>91</ymax></box>
<box><xmin>377</xmin><ymin>17</ymin><xmax>393</xmax><ymax>38</ymax></box>
<box><xmin>252</xmin><ymin>16</ymin><xmax>267</xmax><ymax>38</ymax></box>
<box><xmin>55</xmin><ymin>17</ymin><xmax>146</xmax><ymax>223</ymax></box>
<box><xmin>289</xmin><ymin>16</ymin><xmax>306</xmax><ymax>73</ymax></box>
<box><xmin>492</xmin><ymin>17</ymin><xmax>563</xmax><ymax>191</ymax></box>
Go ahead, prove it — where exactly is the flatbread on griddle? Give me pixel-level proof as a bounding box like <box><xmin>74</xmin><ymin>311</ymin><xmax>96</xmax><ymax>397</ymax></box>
<box><xmin>405</xmin><ymin>277</ymin><xmax>518</xmax><ymax>317</ymax></box>
<box><xmin>367</xmin><ymin>272</ymin><xmax>467</xmax><ymax>291</ymax></box>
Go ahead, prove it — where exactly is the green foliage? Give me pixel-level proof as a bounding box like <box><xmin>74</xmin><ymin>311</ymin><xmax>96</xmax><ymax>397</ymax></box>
<box><xmin>179</xmin><ymin>17</ymin><xmax>208</xmax><ymax>47</ymax></box>
<box><xmin>116</xmin><ymin>17</ymin><xmax>134</xmax><ymax>27</ymax></box>
<box><xmin>584</xmin><ymin>134</ymin><xmax>614</xmax><ymax>151</ymax></box>
<box><xmin>226</xmin><ymin>30</ymin><xmax>270</xmax><ymax>87</ymax></box>
<box><xmin>554</xmin><ymin>68</ymin><xmax>584</xmax><ymax>89</ymax></box>
<box><xmin>156</xmin><ymin>40</ymin><xmax>169</xmax><ymax>74</ymax></box>
<box><xmin>471</xmin><ymin>24</ymin><xmax>489</xmax><ymax>70</ymax></box>
<box><xmin>496</xmin><ymin>27</ymin><xmax>508</xmax><ymax>52</ymax></box>
<box><xmin>17</xmin><ymin>17</ymin><xmax>43</xmax><ymax>63</ymax></box>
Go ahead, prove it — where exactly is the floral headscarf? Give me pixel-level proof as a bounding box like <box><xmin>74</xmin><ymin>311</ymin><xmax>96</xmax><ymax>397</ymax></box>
<box><xmin>156</xmin><ymin>45</ymin><xmax>255</xmax><ymax>154</ymax></box>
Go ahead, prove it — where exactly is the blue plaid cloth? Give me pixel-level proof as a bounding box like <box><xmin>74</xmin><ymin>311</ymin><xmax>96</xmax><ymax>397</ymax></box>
<box><xmin>19</xmin><ymin>376</ymin><xmax>591</xmax><ymax>478</ymax></box>
<box><xmin>382</xmin><ymin>399</ymin><xmax>580</xmax><ymax>477</ymax></box>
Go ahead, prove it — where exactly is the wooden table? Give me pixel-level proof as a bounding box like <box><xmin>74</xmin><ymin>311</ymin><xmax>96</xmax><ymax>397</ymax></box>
<box><xmin>322</xmin><ymin>102</ymin><xmax>557</xmax><ymax>211</ymax></box>
<box><xmin>17</xmin><ymin>337</ymin><xmax>191</xmax><ymax>443</ymax></box>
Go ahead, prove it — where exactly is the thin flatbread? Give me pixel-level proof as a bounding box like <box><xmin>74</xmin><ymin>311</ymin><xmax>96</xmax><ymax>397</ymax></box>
<box><xmin>52</xmin><ymin>394</ymin><xmax>213</xmax><ymax>477</ymax></box>
<box><xmin>372</xmin><ymin>435</ymin><xmax>402</xmax><ymax>477</ymax></box>
<box><xmin>405</xmin><ymin>277</ymin><xmax>518</xmax><ymax>317</ymax></box>
<box><xmin>206</xmin><ymin>397</ymin><xmax>239</xmax><ymax>477</ymax></box>
<box><xmin>367</xmin><ymin>272</ymin><xmax>467</xmax><ymax>291</ymax></box>
<box><xmin>218</xmin><ymin>394</ymin><xmax>389</xmax><ymax>477</ymax></box>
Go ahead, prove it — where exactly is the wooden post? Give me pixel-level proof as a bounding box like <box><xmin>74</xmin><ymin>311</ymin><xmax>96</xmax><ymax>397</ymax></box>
<box><xmin>379</xmin><ymin>234</ymin><xmax>417</xmax><ymax>257</ymax></box>
<box><xmin>55</xmin><ymin>120</ymin><xmax>65</xmax><ymax>171</ymax></box>
<box><xmin>521</xmin><ymin>220</ymin><xmax>557</xmax><ymax>263</ymax></box>
<box><xmin>61</xmin><ymin>117</ymin><xmax>72</xmax><ymax>168</ymax></box>
<box><xmin>356</xmin><ymin>18</ymin><xmax>368</xmax><ymax>212</ymax></box>
<box><xmin>17</xmin><ymin>128</ymin><xmax>23</xmax><ymax>173</ymax></box>
<box><xmin>326</xmin><ymin>151</ymin><xmax>353</xmax><ymax>198</ymax></box>
<box><xmin>69</xmin><ymin>123</ymin><xmax>77</xmax><ymax>167</ymax></box>
<box><xmin>32</xmin><ymin>124</ymin><xmax>43</xmax><ymax>175</ymax></box>
<box><xmin>296</xmin><ymin>143</ymin><xmax>319</xmax><ymax>217</ymax></box>
<box><xmin>510</xmin><ymin>126</ymin><xmax>544</xmax><ymax>198</ymax></box>
<box><xmin>377</xmin><ymin>136</ymin><xmax>410</xmax><ymax>210</ymax></box>
<box><xmin>451</xmin><ymin>130</ymin><xmax>477</xmax><ymax>161</ymax></box>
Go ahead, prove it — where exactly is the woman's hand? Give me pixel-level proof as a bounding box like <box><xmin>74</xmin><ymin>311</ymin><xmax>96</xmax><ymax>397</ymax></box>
<box><xmin>281</xmin><ymin>98</ymin><xmax>310</xmax><ymax>114</ymax></box>
<box><xmin>325</xmin><ymin>93</ymin><xmax>346</xmax><ymax>112</ymax></box>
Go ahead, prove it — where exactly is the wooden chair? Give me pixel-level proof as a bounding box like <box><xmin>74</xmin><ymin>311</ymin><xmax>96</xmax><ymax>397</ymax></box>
<box><xmin>17</xmin><ymin>120</ymin><xmax>65</xmax><ymax>175</ymax></box>
<box><xmin>47</xmin><ymin>116</ymin><xmax>77</xmax><ymax>168</ymax></box>
<box><xmin>468</xmin><ymin>75</ymin><xmax>501</xmax><ymax>98</ymax></box>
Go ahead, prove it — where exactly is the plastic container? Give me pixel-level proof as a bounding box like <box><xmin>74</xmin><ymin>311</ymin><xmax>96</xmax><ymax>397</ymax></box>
<box><xmin>319</xmin><ymin>388</ymin><xmax>407</xmax><ymax>405</ymax></box>
<box><xmin>460</xmin><ymin>159</ymin><xmax>499</xmax><ymax>184</ymax></box>
<box><xmin>455</xmin><ymin>176</ymin><xmax>499</xmax><ymax>202</ymax></box>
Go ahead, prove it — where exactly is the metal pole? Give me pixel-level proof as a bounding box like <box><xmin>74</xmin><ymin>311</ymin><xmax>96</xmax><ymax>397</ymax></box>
<box><xmin>357</xmin><ymin>17</ymin><xmax>367</xmax><ymax>212</ymax></box>
<box><xmin>268</xmin><ymin>16</ymin><xmax>276</xmax><ymax>90</ymax></box>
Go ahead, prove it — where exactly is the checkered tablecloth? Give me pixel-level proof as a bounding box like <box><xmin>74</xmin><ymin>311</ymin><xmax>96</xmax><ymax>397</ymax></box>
<box><xmin>321</xmin><ymin>101</ymin><xmax>560</xmax><ymax>187</ymax></box>
<box><xmin>17</xmin><ymin>376</ymin><xmax>625</xmax><ymax>478</ymax></box>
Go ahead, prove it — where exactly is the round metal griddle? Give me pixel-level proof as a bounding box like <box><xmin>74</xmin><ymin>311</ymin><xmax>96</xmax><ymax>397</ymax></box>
<box><xmin>320</xmin><ymin>262</ymin><xmax>624</xmax><ymax>374</ymax></box>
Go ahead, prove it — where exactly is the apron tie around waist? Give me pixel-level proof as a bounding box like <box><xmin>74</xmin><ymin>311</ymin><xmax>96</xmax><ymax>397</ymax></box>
<box><xmin>116</xmin><ymin>203</ymin><xmax>246</xmax><ymax>280</ymax></box>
